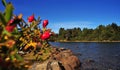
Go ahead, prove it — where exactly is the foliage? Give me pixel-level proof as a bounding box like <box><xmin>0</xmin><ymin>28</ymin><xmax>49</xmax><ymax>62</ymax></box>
<box><xmin>0</xmin><ymin>0</ymin><xmax>53</xmax><ymax>69</ymax></box>
<box><xmin>54</xmin><ymin>23</ymin><xmax>120</xmax><ymax>42</ymax></box>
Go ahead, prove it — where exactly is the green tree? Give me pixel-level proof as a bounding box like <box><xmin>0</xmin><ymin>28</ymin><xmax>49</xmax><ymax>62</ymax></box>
<box><xmin>57</xmin><ymin>23</ymin><xmax>120</xmax><ymax>41</ymax></box>
<box><xmin>58</xmin><ymin>28</ymin><xmax>66</xmax><ymax>40</ymax></box>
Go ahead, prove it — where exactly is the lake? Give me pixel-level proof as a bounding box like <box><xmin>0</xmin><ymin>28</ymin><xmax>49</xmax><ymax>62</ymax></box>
<box><xmin>49</xmin><ymin>42</ymin><xmax>120</xmax><ymax>70</ymax></box>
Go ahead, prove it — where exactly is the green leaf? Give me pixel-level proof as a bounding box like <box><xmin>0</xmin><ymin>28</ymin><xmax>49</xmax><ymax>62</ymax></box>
<box><xmin>2</xmin><ymin>0</ymin><xmax>7</xmax><ymax>7</ymax></box>
<box><xmin>4</xmin><ymin>3</ymin><xmax>14</xmax><ymax>23</ymax></box>
<box><xmin>10</xmin><ymin>55</ymin><xmax>15</xmax><ymax>61</ymax></box>
<box><xmin>15</xmin><ymin>54</ymin><xmax>23</xmax><ymax>61</ymax></box>
<box><xmin>0</xmin><ymin>12</ymin><xmax>6</xmax><ymax>25</ymax></box>
<box><xmin>2</xmin><ymin>29</ymin><xmax>11</xmax><ymax>36</ymax></box>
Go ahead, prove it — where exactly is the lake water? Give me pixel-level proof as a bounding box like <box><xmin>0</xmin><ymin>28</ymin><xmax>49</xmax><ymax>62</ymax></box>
<box><xmin>49</xmin><ymin>42</ymin><xmax>120</xmax><ymax>70</ymax></box>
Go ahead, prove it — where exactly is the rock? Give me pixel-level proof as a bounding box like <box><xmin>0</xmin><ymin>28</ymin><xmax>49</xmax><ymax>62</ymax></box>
<box><xmin>53</xmin><ymin>48</ymin><xmax>81</xmax><ymax>70</ymax></box>
<box><xmin>61</xmin><ymin>55</ymin><xmax>80</xmax><ymax>70</ymax></box>
<box><xmin>74</xmin><ymin>52</ymin><xmax>82</xmax><ymax>56</ymax></box>
<box><xmin>54</xmin><ymin>49</ymin><xmax>73</xmax><ymax>60</ymax></box>
<box><xmin>29</xmin><ymin>60</ymin><xmax>62</xmax><ymax>70</ymax></box>
<box><xmin>50</xmin><ymin>61</ymin><xmax>62</xmax><ymax>70</ymax></box>
<box><xmin>29</xmin><ymin>47</ymin><xmax>81</xmax><ymax>70</ymax></box>
<box><xmin>86</xmin><ymin>59</ymin><xmax>95</xmax><ymax>63</ymax></box>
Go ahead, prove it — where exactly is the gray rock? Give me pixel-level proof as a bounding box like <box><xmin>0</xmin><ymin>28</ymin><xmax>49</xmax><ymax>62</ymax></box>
<box><xmin>29</xmin><ymin>47</ymin><xmax>81</xmax><ymax>70</ymax></box>
<box><xmin>29</xmin><ymin>60</ymin><xmax>62</xmax><ymax>70</ymax></box>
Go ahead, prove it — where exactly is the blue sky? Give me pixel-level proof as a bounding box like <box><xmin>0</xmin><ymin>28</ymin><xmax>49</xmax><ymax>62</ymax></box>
<box><xmin>0</xmin><ymin>0</ymin><xmax>120</xmax><ymax>33</ymax></box>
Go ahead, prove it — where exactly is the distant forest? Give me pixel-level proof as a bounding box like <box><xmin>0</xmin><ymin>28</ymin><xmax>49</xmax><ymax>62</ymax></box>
<box><xmin>50</xmin><ymin>23</ymin><xmax>120</xmax><ymax>42</ymax></box>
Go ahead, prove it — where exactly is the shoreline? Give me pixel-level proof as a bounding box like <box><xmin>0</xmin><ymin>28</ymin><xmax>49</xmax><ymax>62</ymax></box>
<box><xmin>52</xmin><ymin>40</ymin><xmax>120</xmax><ymax>43</ymax></box>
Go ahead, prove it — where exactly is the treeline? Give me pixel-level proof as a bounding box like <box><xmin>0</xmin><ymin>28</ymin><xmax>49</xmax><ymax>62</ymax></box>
<box><xmin>50</xmin><ymin>23</ymin><xmax>120</xmax><ymax>42</ymax></box>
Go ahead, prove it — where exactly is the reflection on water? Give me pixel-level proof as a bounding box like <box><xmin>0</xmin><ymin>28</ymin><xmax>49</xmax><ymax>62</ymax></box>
<box><xmin>49</xmin><ymin>42</ymin><xmax>120</xmax><ymax>70</ymax></box>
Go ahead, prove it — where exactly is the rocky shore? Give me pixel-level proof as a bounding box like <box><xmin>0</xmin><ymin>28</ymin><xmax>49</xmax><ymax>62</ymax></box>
<box><xmin>28</xmin><ymin>47</ymin><xmax>81</xmax><ymax>70</ymax></box>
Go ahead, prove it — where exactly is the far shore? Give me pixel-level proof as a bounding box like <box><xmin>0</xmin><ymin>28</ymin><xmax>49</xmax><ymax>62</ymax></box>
<box><xmin>51</xmin><ymin>40</ymin><xmax>120</xmax><ymax>43</ymax></box>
